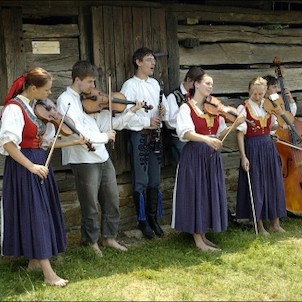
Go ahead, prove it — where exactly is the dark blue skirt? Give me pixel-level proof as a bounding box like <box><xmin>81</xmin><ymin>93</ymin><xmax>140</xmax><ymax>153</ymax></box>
<box><xmin>173</xmin><ymin>141</ymin><xmax>228</xmax><ymax>234</ymax></box>
<box><xmin>1</xmin><ymin>148</ymin><xmax>66</xmax><ymax>259</ymax></box>
<box><xmin>236</xmin><ymin>135</ymin><xmax>287</xmax><ymax>220</ymax></box>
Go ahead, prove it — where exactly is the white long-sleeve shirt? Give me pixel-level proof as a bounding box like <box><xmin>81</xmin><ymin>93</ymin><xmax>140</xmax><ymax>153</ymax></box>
<box><xmin>165</xmin><ymin>83</ymin><xmax>188</xmax><ymax>130</ymax></box>
<box><xmin>56</xmin><ymin>87</ymin><xmax>136</xmax><ymax>165</ymax></box>
<box><xmin>120</xmin><ymin>76</ymin><xmax>169</xmax><ymax>131</ymax></box>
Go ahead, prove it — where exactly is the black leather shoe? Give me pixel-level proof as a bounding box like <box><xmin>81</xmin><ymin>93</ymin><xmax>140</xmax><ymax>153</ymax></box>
<box><xmin>148</xmin><ymin>217</ymin><xmax>164</xmax><ymax>237</ymax></box>
<box><xmin>138</xmin><ymin>221</ymin><xmax>155</xmax><ymax>239</ymax></box>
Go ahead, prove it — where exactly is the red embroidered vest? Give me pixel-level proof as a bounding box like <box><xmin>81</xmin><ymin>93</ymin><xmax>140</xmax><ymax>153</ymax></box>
<box><xmin>6</xmin><ymin>98</ymin><xmax>46</xmax><ymax>148</ymax></box>
<box><xmin>245</xmin><ymin>101</ymin><xmax>271</xmax><ymax>138</ymax></box>
<box><xmin>186</xmin><ymin>101</ymin><xmax>219</xmax><ymax>135</ymax></box>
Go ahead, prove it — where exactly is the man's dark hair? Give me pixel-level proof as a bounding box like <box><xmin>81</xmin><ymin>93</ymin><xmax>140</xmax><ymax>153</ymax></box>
<box><xmin>72</xmin><ymin>60</ymin><xmax>98</xmax><ymax>82</ymax></box>
<box><xmin>263</xmin><ymin>75</ymin><xmax>278</xmax><ymax>87</ymax></box>
<box><xmin>132</xmin><ymin>47</ymin><xmax>155</xmax><ymax>70</ymax></box>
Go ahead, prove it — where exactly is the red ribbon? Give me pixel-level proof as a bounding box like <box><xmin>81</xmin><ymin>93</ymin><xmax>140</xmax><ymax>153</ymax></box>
<box><xmin>4</xmin><ymin>74</ymin><xmax>26</xmax><ymax>105</ymax></box>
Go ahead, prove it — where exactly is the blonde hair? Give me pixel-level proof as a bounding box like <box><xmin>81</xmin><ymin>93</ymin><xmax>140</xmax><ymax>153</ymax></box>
<box><xmin>248</xmin><ymin>76</ymin><xmax>267</xmax><ymax>91</ymax></box>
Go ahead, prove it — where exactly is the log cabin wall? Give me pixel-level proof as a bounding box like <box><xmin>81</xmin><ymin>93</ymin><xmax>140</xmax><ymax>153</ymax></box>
<box><xmin>1</xmin><ymin>0</ymin><xmax>302</xmax><ymax>233</ymax></box>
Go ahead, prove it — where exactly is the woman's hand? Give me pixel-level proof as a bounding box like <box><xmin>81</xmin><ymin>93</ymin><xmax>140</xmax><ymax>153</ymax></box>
<box><xmin>204</xmin><ymin>136</ymin><xmax>222</xmax><ymax>150</ymax></box>
<box><xmin>29</xmin><ymin>164</ymin><xmax>49</xmax><ymax>180</ymax></box>
<box><xmin>240</xmin><ymin>156</ymin><xmax>250</xmax><ymax>172</ymax></box>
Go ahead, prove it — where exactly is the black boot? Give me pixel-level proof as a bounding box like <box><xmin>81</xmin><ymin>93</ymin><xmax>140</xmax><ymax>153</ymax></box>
<box><xmin>146</xmin><ymin>188</ymin><xmax>164</xmax><ymax>237</ymax></box>
<box><xmin>133</xmin><ymin>192</ymin><xmax>155</xmax><ymax>239</ymax></box>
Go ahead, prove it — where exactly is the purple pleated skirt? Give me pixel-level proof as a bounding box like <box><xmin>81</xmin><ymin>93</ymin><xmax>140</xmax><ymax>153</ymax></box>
<box><xmin>1</xmin><ymin>148</ymin><xmax>66</xmax><ymax>259</ymax></box>
<box><xmin>172</xmin><ymin>141</ymin><xmax>228</xmax><ymax>234</ymax></box>
<box><xmin>236</xmin><ymin>135</ymin><xmax>287</xmax><ymax>220</ymax></box>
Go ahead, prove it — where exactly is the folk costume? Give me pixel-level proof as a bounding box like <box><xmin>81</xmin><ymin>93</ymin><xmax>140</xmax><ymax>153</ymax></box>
<box><xmin>172</xmin><ymin>98</ymin><xmax>228</xmax><ymax>234</ymax></box>
<box><xmin>120</xmin><ymin>75</ymin><xmax>169</xmax><ymax>238</ymax></box>
<box><xmin>236</xmin><ymin>99</ymin><xmax>287</xmax><ymax>221</ymax></box>
<box><xmin>0</xmin><ymin>95</ymin><xmax>66</xmax><ymax>259</ymax></box>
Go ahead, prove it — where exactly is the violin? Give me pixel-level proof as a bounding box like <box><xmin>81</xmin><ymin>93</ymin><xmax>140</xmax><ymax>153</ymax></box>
<box><xmin>263</xmin><ymin>93</ymin><xmax>301</xmax><ymax>142</ymax></box>
<box><xmin>204</xmin><ymin>95</ymin><xmax>257</xmax><ymax>128</ymax></box>
<box><xmin>81</xmin><ymin>88</ymin><xmax>153</xmax><ymax>115</ymax></box>
<box><xmin>34</xmin><ymin>99</ymin><xmax>95</xmax><ymax>151</ymax></box>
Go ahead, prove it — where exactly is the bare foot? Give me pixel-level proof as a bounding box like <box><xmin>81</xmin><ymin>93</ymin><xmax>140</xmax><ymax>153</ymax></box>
<box><xmin>193</xmin><ymin>234</ymin><xmax>221</xmax><ymax>252</ymax></box>
<box><xmin>102</xmin><ymin>238</ymin><xmax>128</xmax><ymax>252</ymax></box>
<box><xmin>269</xmin><ymin>226</ymin><xmax>286</xmax><ymax>233</ymax></box>
<box><xmin>258</xmin><ymin>229</ymin><xmax>270</xmax><ymax>236</ymax></box>
<box><xmin>44</xmin><ymin>276</ymin><xmax>69</xmax><ymax>287</ymax></box>
<box><xmin>202</xmin><ymin>234</ymin><xmax>218</xmax><ymax>248</ymax></box>
<box><xmin>28</xmin><ymin>259</ymin><xmax>42</xmax><ymax>272</ymax></box>
<box><xmin>89</xmin><ymin>242</ymin><xmax>103</xmax><ymax>257</ymax></box>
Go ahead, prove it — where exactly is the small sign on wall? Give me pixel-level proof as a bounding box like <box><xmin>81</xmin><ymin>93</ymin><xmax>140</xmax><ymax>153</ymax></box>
<box><xmin>32</xmin><ymin>41</ymin><xmax>60</xmax><ymax>54</ymax></box>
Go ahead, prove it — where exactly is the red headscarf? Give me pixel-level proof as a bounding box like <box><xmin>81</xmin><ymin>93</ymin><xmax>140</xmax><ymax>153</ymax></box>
<box><xmin>4</xmin><ymin>74</ymin><xmax>26</xmax><ymax>105</ymax></box>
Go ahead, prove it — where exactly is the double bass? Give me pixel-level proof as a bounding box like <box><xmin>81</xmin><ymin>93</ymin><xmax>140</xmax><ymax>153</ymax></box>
<box><xmin>273</xmin><ymin>56</ymin><xmax>302</xmax><ymax>214</ymax></box>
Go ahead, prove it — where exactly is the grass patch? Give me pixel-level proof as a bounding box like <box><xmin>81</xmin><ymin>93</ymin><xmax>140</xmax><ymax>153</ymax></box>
<box><xmin>1</xmin><ymin>217</ymin><xmax>302</xmax><ymax>301</ymax></box>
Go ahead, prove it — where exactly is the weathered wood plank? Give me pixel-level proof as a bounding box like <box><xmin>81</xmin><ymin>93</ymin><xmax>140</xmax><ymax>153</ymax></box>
<box><xmin>178</xmin><ymin>25</ymin><xmax>302</xmax><ymax>45</ymax></box>
<box><xmin>24</xmin><ymin>38</ymin><xmax>79</xmax><ymax>71</ymax></box>
<box><xmin>2</xmin><ymin>7</ymin><xmax>26</xmax><ymax>97</ymax></box>
<box><xmin>23</xmin><ymin>24</ymin><xmax>79</xmax><ymax>39</ymax></box>
<box><xmin>151</xmin><ymin>7</ymin><xmax>169</xmax><ymax>90</ymax></box>
<box><xmin>113</xmin><ymin>6</ymin><xmax>126</xmax><ymax>92</ymax></box>
<box><xmin>103</xmin><ymin>6</ymin><xmax>116</xmax><ymax>90</ymax></box>
<box><xmin>122</xmin><ymin>7</ymin><xmax>135</xmax><ymax>81</ymax></box>
<box><xmin>179</xmin><ymin>43</ymin><xmax>302</xmax><ymax>66</ymax></box>
<box><xmin>166</xmin><ymin>12</ymin><xmax>180</xmax><ymax>93</ymax></box>
<box><xmin>179</xmin><ymin>67</ymin><xmax>302</xmax><ymax>95</ymax></box>
<box><xmin>168</xmin><ymin>4</ymin><xmax>302</xmax><ymax>24</ymax></box>
<box><xmin>92</xmin><ymin>6</ymin><xmax>106</xmax><ymax>90</ymax></box>
<box><xmin>132</xmin><ymin>7</ymin><xmax>144</xmax><ymax>51</ymax></box>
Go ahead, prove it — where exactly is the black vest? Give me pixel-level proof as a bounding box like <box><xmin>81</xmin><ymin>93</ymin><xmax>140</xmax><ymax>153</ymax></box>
<box><xmin>170</xmin><ymin>86</ymin><xmax>188</xmax><ymax>107</ymax></box>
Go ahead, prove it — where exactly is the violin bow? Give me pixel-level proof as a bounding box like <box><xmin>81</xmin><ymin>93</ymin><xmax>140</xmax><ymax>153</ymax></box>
<box><xmin>41</xmin><ymin>103</ymin><xmax>71</xmax><ymax>185</ymax></box>
<box><xmin>221</xmin><ymin>104</ymin><xmax>246</xmax><ymax>143</ymax></box>
<box><xmin>44</xmin><ymin>103</ymin><xmax>71</xmax><ymax>168</ymax></box>
<box><xmin>108</xmin><ymin>71</ymin><xmax>114</xmax><ymax>149</ymax></box>
<box><xmin>246</xmin><ymin>170</ymin><xmax>258</xmax><ymax>235</ymax></box>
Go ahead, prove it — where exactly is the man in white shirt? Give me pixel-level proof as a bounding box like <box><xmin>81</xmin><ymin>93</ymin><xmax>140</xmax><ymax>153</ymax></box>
<box><xmin>120</xmin><ymin>47</ymin><xmax>169</xmax><ymax>239</ymax></box>
<box><xmin>56</xmin><ymin>60</ymin><xmax>142</xmax><ymax>255</ymax></box>
<box><xmin>165</xmin><ymin>67</ymin><xmax>203</xmax><ymax>163</ymax></box>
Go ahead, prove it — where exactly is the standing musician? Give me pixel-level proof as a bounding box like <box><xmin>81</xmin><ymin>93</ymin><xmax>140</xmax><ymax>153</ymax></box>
<box><xmin>120</xmin><ymin>47</ymin><xmax>169</xmax><ymax>239</ymax></box>
<box><xmin>0</xmin><ymin>67</ymin><xmax>88</xmax><ymax>286</ymax></box>
<box><xmin>171</xmin><ymin>69</ymin><xmax>244</xmax><ymax>252</ymax></box>
<box><xmin>236</xmin><ymin>77</ymin><xmax>287</xmax><ymax>235</ymax></box>
<box><xmin>165</xmin><ymin>67</ymin><xmax>203</xmax><ymax>163</ymax></box>
<box><xmin>56</xmin><ymin>60</ymin><xmax>143</xmax><ymax>256</ymax></box>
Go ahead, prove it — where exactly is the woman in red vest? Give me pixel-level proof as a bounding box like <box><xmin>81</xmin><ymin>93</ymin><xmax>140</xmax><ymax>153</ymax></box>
<box><xmin>236</xmin><ymin>77</ymin><xmax>287</xmax><ymax>234</ymax></box>
<box><xmin>0</xmin><ymin>68</ymin><xmax>86</xmax><ymax>286</ymax></box>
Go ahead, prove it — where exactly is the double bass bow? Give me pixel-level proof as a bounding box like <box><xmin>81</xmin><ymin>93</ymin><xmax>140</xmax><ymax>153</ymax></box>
<box><xmin>272</xmin><ymin>56</ymin><xmax>302</xmax><ymax>214</ymax></box>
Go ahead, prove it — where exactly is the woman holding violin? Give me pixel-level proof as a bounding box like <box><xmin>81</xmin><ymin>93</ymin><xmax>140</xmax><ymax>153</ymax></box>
<box><xmin>236</xmin><ymin>77</ymin><xmax>287</xmax><ymax>235</ymax></box>
<box><xmin>0</xmin><ymin>67</ymin><xmax>87</xmax><ymax>287</ymax></box>
<box><xmin>171</xmin><ymin>69</ymin><xmax>244</xmax><ymax>252</ymax></box>
<box><xmin>56</xmin><ymin>60</ymin><xmax>143</xmax><ymax>256</ymax></box>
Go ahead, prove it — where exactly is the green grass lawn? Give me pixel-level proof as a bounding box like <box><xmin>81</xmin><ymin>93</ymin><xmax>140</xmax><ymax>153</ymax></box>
<box><xmin>1</xmin><ymin>217</ymin><xmax>302</xmax><ymax>301</ymax></box>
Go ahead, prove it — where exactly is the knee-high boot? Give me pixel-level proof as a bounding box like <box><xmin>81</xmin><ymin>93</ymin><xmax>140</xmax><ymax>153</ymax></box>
<box><xmin>133</xmin><ymin>191</ymin><xmax>155</xmax><ymax>239</ymax></box>
<box><xmin>146</xmin><ymin>188</ymin><xmax>164</xmax><ymax>237</ymax></box>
